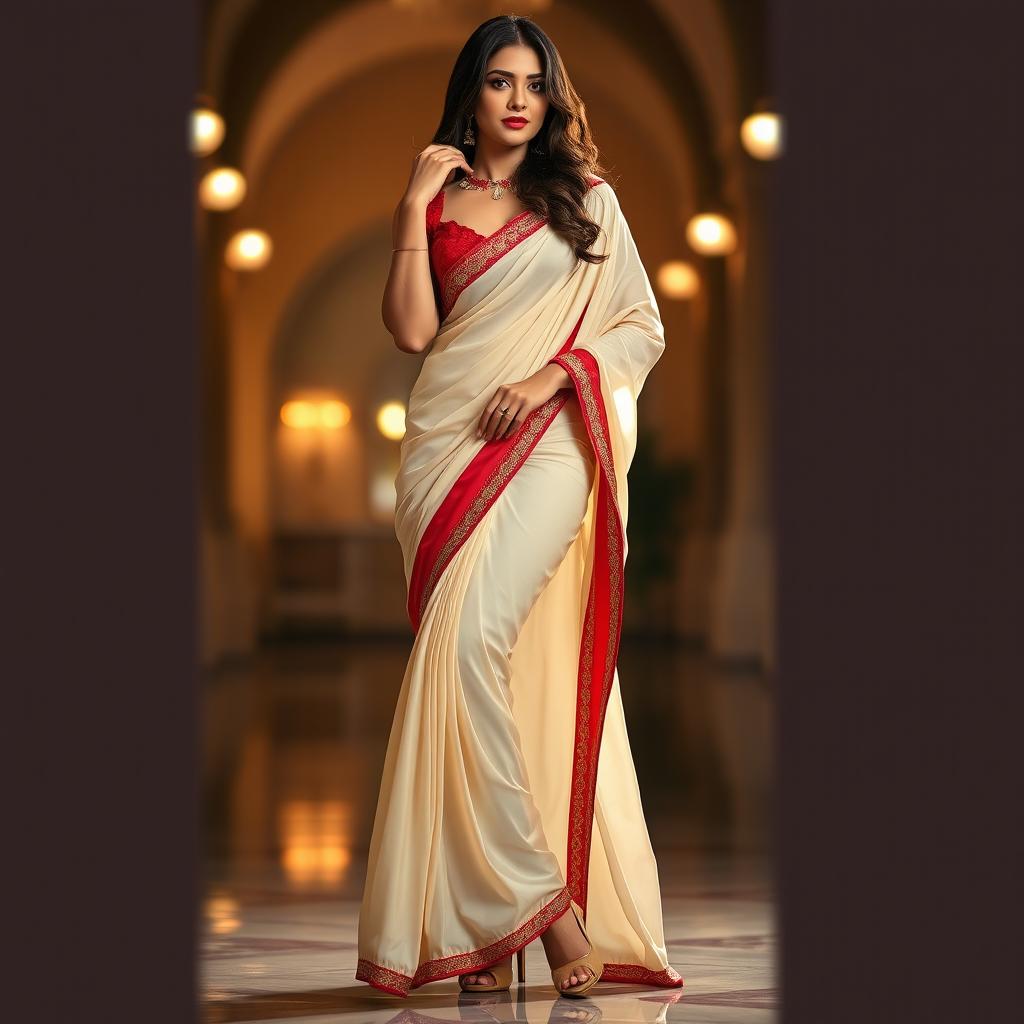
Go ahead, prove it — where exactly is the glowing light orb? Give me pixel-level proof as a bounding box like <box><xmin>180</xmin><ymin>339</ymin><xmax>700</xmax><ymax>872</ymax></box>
<box><xmin>686</xmin><ymin>213</ymin><xmax>737</xmax><ymax>256</ymax></box>
<box><xmin>741</xmin><ymin>111</ymin><xmax>784</xmax><ymax>160</ymax></box>
<box><xmin>190</xmin><ymin>108</ymin><xmax>225</xmax><ymax>156</ymax></box>
<box><xmin>199</xmin><ymin>167</ymin><xmax>246</xmax><ymax>210</ymax></box>
<box><xmin>656</xmin><ymin>260</ymin><xmax>700</xmax><ymax>299</ymax></box>
<box><xmin>377</xmin><ymin>401</ymin><xmax>406</xmax><ymax>440</ymax></box>
<box><xmin>225</xmin><ymin>229</ymin><xmax>272</xmax><ymax>270</ymax></box>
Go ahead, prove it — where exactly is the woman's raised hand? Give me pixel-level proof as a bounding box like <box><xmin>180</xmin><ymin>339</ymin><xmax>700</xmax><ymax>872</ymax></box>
<box><xmin>404</xmin><ymin>144</ymin><xmax>474</xmax><ymax>206</ymax></box>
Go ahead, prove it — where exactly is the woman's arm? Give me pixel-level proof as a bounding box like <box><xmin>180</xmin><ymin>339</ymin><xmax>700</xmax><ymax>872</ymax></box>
<box><xmin>382</xmin><ymin>197</ymin><xmax>437</xmax><ymax>353</ymax></box>
<box><xmin>382</xmin><ymin>144</ymin><xmax>473</xmax><ymax>354</ymax></box>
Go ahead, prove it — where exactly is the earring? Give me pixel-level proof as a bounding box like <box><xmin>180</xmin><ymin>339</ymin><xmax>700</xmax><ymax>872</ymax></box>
<box><xmin>463</xmin><ymin>116</ymin><xmax>476</xmax><ymax>146</ymax></box>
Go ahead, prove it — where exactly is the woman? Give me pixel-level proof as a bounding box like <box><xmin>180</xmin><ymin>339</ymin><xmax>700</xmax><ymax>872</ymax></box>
<box><xmin>356</xmin><ymin>14</ymin><xmax>683</xmax><ymax>999</ymax></box>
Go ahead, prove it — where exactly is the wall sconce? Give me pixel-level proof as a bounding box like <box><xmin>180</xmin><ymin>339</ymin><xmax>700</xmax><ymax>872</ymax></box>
<box><xmin>190</xmin><ymin>107</ymin><xmax>225</xmax><ymax>157</ymax></box>
<box><xmin>740</xmin><ymin>104</ymin><xmax>784</xmax><ymax>160</ymax></box>
<box><xmin>656</xmin><ymin>259</ymin><xmax>700</xmax><ymax>299</ymax></box>
<box><xmin>198</xmin><ymin>167</ymin><xmax>246</xmax><ymax>211</ymax></box>
<box><xmin>376</xmin><ymin>401</ymin><xmax>406</xmax><ymax>440</ymax></box>
<box><xmin>685</xmin><ymin>211</ymin><xmax>737</xmax><ymax>256</ymax></box>
<box><xmin>225</xmin><ymin>229</ymin><xmax>272</xmax><ymax>271</ymax></box>
<box><xmin>280</xmin><ymin>399</ymin><xmax>351</xmax><ymax>430</ymax></box>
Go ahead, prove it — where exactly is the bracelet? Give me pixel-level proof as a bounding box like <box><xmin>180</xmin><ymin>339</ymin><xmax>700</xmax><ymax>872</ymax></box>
<box><xmin>392</xmin><ymin>247</ymin><xmax>428</xmax><ymax>252</ymax></box>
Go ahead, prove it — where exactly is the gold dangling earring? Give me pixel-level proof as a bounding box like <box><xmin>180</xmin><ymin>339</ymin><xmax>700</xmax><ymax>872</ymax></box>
<box><xmin>463</xmin><ymin>115</ymin><xmax>476</xmax><ymax>146</ymax></box>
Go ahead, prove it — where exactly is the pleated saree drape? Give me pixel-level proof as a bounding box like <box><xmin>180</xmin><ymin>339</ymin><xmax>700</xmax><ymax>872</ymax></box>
<box><xmin>356</xmin><ymin>178</ymin><xmax>683</xmax><ymax>996</ymax></box>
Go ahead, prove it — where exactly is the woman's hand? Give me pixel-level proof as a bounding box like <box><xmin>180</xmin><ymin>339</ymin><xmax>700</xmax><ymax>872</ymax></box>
<box><xmin>477</xmin><ymin>364</ymin><xmax>573</xmax><ymax>441</ymax></box>
<box><xmin>404</xmin><ymin>144</ymin><xmax>474</xmax><ymax>207</ymax></box>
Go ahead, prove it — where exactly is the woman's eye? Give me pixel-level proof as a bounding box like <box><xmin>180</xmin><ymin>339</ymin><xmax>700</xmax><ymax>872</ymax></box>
<box><xmin>489</xmin><ymin>77</ymin><xmax>545</xmax><ymax>91</ymax></box>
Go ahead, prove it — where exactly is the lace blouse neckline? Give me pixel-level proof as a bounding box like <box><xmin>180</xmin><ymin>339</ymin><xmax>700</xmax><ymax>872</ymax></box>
<box><xmin>433</xmin><ymin>187</ymin><xmax>533</xmax><ymax>244</ymax></box>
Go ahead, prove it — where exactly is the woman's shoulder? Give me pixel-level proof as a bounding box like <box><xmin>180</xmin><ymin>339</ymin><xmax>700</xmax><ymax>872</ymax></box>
<box><xmin>583</xmin><ymin>174</ymin><xmax>619</xmax><ymax>220</ymax></box>
<box><xmin>584</xmin><ymin>174</ymin><xmax>616</xmax><ymax>208</ymax></box>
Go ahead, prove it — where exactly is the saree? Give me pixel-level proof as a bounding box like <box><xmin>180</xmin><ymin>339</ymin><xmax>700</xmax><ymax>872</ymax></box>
<box><xmin>355</xmin><ymin>176</ymin><xmax>683</xmax><ymax>996</ymax></box>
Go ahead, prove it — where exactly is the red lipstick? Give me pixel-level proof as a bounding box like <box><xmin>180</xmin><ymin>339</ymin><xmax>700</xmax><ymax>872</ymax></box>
<box><xmin>502</xmin><ymin>117</ymin><xmax>529</xmax><ymax>129</ymax></box>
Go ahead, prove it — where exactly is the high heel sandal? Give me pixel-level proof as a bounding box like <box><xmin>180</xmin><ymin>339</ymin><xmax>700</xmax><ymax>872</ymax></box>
<box><xmin>550</xmin><ymin>899</ymin><xmax>604</xmax><ymax>998</ymax></box>
<box><xmin>458</xmin><ymin>947</ymin><xmax>527</xmax><ymax>992</ymax></box>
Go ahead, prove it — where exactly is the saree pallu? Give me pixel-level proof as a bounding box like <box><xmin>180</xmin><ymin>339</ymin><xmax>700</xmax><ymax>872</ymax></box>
<box><xmin>356</xmin><ymin>178</ymin><xmax>683</xmax><ymax>996</ymax></box>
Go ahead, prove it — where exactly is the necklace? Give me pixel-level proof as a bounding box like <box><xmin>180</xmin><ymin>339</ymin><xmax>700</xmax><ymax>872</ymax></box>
<box><xmin>459</xmin><ymin>171</ymin><xmax>513</xmax><ymax>200</ymax></box>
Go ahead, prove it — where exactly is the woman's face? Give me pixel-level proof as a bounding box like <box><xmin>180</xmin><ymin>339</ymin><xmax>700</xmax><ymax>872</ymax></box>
<box><xmin>473</xmin><ymin>43</ymin><xmax>549</xmax><ymax>151</ymax></box>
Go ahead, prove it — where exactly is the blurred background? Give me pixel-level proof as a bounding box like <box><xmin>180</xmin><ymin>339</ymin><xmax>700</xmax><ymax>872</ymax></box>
<box><xmin>198</xmin><ymin>0</ymin><xmax>779</xmax><ymax>1014</ymax></box>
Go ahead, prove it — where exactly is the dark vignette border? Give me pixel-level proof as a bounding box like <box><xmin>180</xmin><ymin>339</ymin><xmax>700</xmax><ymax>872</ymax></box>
<box><xmin>5</xmin><ymin>2</ymin><xmax>1024</xmax><ymax>1022</ymax></box>
<box><xmin>772</xmin><ymin>1</ymin><xmax>1023</xmax><ymax>1021</ymax></box>
<box><xmin>7</xmin><ymin>3</ymin><xmax>198</xmax><ymax>1021</ymax></box>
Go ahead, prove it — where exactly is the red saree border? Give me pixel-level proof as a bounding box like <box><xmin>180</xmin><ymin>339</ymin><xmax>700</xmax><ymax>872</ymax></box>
<box><xmin>602</xmin><ymin>963</ymin><xmax>685</xmax><ymax>987</ymax></box>
<box><xmin>406</xmin><ymin>305</ymin><xmax>589</xmax><ymax>630</ymax></box>
<box><xmin>355</xmin><ymin>885</ymin><xmax>572</xmax><ymax>996</ymax></box>
<box><xmin>440</xmin><ymin>211</ymin><xmax>547</xmax><ymax>316</ymax></box>
<box><xmin>354</xmin><ymin>882</ymin><xmax>683</xmax><ymax>998</ymax></box>
<box><xmin>546</xmin><ymin>348</ymin><xmax>624</xmax><ymax>917</ymax></box>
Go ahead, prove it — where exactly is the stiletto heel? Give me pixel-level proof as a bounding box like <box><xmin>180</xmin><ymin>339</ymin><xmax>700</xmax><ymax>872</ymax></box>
<box><xmin>549</xmin><ymin>899</ymin><xmax>603</xmax><ymax>998</ymax></box>
<box><xmin>516</xmin><ymin>946</ymin><xmax>526</xmax><ymax>984</ymax></box>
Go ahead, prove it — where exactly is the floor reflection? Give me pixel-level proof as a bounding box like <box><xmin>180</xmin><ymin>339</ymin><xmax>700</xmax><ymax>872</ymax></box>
<box><xmin>202</xmin><ymin>639</ymin><xmax>775</xmax><ymax>1022</ymax></box>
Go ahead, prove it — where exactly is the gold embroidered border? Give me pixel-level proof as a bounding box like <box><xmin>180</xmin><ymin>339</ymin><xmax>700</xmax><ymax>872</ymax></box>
<box><xmin>561</xmin><ymin>351</ymin><xmax>623</xmax><ymax>691</ymax></box>
<box><xmin>417</xmin><ymin>391</ymin><xmax>568</xmax><ymax>623</ymax></box>
<box><xmin>410</xmin><ymin>884</ymin><xmax>571</xmax><ymax>986</ymax></box>
<box><xmin>355</xmin><ymin>957</ymin><xmax>411</xmax><ymax>994</ymax></box>
<box><xmin>356</xmin><ymin>885</ymin><xmax>572</xmax><ymax>995</ymax></box>
<box><xmin>568</xmin><ymin>575</ymin><xmax>597</xmax><ymax>899</ymax></box>
<box><xmin>440</xmin><ymin>212</ymin><xmax>547</xmax><ymax>313</ymax></box>
<box><xmin>602</xmin><ymin>962</ymin><xmax>685</xmax><ymax>985</ymax></box>
<box><xmin>556</xmin><ymin>351</ymin><xmax>625</xmax><ymax>905</ymax></box>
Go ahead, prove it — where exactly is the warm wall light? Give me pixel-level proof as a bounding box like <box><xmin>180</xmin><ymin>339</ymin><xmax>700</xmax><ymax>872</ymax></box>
<box><xmin>280</xmin><ymin>399</ymin><xmax>351</xmax><ymax>430</ymax></box>
<box><xmin>370</xmin><ymin>472</ymin><xmax>398</xmax><ymax>518</ymax></box>
<box><xmin>741</xmin><ymin>111</ymin><xmax>784</xmax><ymax>160</ymax></box>
<box><xmin>225</xmin><ymin>229</ymin><xmax>272</xmax><ymax>271</ymax></box>
<box><xmin>281</xmin><ymin>400</ymin><xmax>317</xmax><ymax>429</ymax></box>
<box><xmin>656</xmin><ymin>259</ymin><xmax>700</xmax><ymax>299</ymax></box>
<box><xmin>686</xmin><ymin>212</ymin><xmax>737</xmax><ymax>256</ymax></box>
<box><xmin>376</xmin><ymin>401</ymin><xmax>406</xmax><ymax>440</ymax></box>
<box><xmin>318</xmin><ymin>400</ymin><xmax>350</xmax><ymax>429</ymax></box>
<box><xmin>279</xmin><ymin>800</ymin><xmax>351</xmax><ymax>888</ymax></box>
<box><xmin>190</xmin><ymin>108</ymin><xmax>225</xmax><ymax>157</ymax></box>
<box><xmin>199</xmin><ymin>167</ymin><xmax>246</xmax><ymax>210</ymax></box>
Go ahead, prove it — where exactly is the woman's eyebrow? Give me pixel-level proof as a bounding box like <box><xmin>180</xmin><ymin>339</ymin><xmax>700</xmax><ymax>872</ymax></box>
<box><xmin>487</xmin><ymin>69</ymin><xmax>545</xmax><ymax>78</ymax></box>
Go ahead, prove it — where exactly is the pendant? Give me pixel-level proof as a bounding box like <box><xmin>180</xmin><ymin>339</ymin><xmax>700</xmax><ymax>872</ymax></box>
<box><xmin>492</xmin><ymin>184</ymin><xmax>503</xmax><ymax>200</ymax></box>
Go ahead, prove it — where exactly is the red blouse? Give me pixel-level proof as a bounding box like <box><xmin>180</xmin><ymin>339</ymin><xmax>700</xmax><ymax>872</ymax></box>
<box><xmin>425</xmin><ymin>176</ymin><xmax>604</xmax><ymax>316</ymax></box>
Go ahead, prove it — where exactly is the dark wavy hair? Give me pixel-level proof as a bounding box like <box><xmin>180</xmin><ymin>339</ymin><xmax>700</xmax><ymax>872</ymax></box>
<box><xmin>431</xmin><ymin>14</ymin><xmax>609</xmax><ymax>266</ymax></box>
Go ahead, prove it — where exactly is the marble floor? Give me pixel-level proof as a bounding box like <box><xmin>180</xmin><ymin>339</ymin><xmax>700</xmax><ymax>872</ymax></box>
<box><xmin>201</xmin><ymin>639</ymin><xmax>776</xmax><ymax>1022</ymax></box>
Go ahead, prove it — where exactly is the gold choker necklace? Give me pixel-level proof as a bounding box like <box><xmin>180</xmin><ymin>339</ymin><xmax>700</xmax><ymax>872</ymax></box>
<box><xmin>459</xmin><ymin>172</ymin><xmax>513</xmax><ymax>200</ymax></box>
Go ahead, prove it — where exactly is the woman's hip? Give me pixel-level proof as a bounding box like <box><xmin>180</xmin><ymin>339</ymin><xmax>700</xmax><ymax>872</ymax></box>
<box><xmin>455</xmin><ymin>397</ymin><xmax>594</xmax><ymax>678</ymax></box>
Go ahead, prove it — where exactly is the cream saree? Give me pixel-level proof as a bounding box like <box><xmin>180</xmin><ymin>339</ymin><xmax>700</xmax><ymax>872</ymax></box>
<box><xmin>356</xmin><ymin>179</ymin><xmax>682</xmax><ymax>996</ymax></box>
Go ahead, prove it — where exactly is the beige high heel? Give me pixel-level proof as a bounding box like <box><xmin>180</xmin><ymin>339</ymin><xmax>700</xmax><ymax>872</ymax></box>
<box><xmin>549</xmin><ymin>899</ymin><xmax>603</xmax><ymax>998</ymax></box>
<box><xmin>458</xmin><ymin>947</ymin><xmax>527</xmax><ymax>992</ymax></box>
